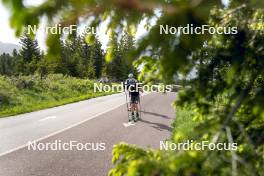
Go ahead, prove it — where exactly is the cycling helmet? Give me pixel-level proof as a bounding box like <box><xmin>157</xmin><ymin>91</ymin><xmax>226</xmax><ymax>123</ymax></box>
<box><xmin>128</xmin><ymin>73</ymin><xmax>133</xmax><ymax>78</ymax></box>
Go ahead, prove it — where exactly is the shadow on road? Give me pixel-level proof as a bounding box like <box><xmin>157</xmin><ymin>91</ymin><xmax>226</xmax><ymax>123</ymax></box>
<box><xmin>139</xmin><ymin>119</ymin><xmax>172</xmax><ymax>132</ymax></box>
<box><xmin>140</xmin><ymin>110</ymin><xmax>171</xmax><ymax>119</ymax></box>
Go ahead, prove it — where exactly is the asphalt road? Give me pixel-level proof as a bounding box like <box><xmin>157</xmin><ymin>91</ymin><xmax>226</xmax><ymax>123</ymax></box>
<box><xmin>0</xmin><ymin>93</ymin><xmax>127</xmax><ymax>155</ymax></box>
<box><xmin>0</xmin><ymin>92</ymin><xmax>176</xmax><ymax>176</ymax></box>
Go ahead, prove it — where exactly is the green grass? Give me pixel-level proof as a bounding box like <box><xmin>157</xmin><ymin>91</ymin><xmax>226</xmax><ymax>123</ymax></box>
<box><xmin>0</xmin><ymin>74</ymin><xmax>116</xmax><ymax>118</ymax></box>
<box><xmin>171</xmin><ymin>106</ymin><xmax>197</xmax><ymax>142</ymax></box>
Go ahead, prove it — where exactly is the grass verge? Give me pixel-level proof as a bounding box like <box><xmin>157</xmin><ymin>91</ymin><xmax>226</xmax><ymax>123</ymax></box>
<box><xmin>171</xmin><ymin>105</ymin><xmax>197</xmax><ymax>141</ymax></box>
<box><xmin>0</xmin><ymin>74</ymin><xmax>117</xmax><ymax>118</ymax></box>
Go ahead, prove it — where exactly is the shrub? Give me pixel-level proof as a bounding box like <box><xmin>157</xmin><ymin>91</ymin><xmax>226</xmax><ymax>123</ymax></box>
<box><xmin>0</xmin><ymin>76</ymin><xmax>16</xmax><ymax>106</ymax></box>
<box><xmin>12</xmin><ymin>75</ymin><xmax>36</xmax><ymax>89</ymax></box>
<box><xmin>0</xmin><ymin>90</ymin><xmax>12</xmax><ymax>105</ymax></box>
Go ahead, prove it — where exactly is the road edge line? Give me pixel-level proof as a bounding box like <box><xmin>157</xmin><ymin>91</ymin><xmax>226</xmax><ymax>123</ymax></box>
<box><xmin>0</xmin><ymin>103</ymin><xmax>125</xmax><ymax>157</ymax></box>
<box><xmin>0</xmin><ymin>93</ymin><xmax>151</xmax><ymax>157</ymax></box>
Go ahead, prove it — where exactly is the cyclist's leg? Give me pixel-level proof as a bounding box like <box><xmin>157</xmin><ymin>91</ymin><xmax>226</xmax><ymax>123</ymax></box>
<box><xmin>134</xmin><ymin>102</ymin><xmax>139</xmax><ymax>112</ymax></box>
<box><xmin>130</xmin><ymin>103</ymin><xmax>134</xmax><ymax>111</ymax></box>
<box><xmin>128</xmin><ymin>94</ymin><xmax>133</xmax><ymax>121</ymax></box>
<box><xmin>134</xmin><ymin>96</ymin><xmax>140</xmax><ymax>118</ymax></box>
<box><xmin>128</xmin><ymin>103</ymin><xmax>133</xmax><ymax>122</ymax></box>
<box><xmin>130</xmin><ymin>96</ymin><xmax>135</xmax><ymax>118</ymax></box>
<box><xmin>128</xmin><ymin>94</ymin><xmax>132</xmax><ymax>111</ymax></box>
<box><xmin>132</xmin><ymin>96</ymin><xmax>139</xmax><ymax>121</ymax></box>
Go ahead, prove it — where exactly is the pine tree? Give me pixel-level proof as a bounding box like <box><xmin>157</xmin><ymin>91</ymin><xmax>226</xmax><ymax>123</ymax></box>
<box><xmin>90</xmin><ymin>36</ymin><xmax>104</xmax><ymax>78</ymax></box>
<box><xmin>104</xmin><ymin>32</ymin><xmax>137</xmax><ymax>81</ymax></box>
<box><xmin>86</xmin><ymin>57</ymin><xmax>96</xmax><ymax>79</ymax></box>
<box><xmin>119</xmin><ymin>32</ymin><xmax>137</xmax><ymax>79</ymax></box>
<box><xmin>20</xmin><ymin>34</ymin><xmax>41</xmax><ymax>62</ymax></box>
<box><xmin>12</xmin><ymin>49</ymin><xmax>23</xmax><ymax>75</ymax></box>
<box><xmin>12</xmin><ymin>49</ymin><xmax>18</xmax><ymax>57</ymax></box>
<box><xmin>19</xmin><ymin>33</ymin><xmax>41</xmax><ymax>75</ymax></box>
<box><xmin>105</xmin><ymin>35</ymin><xmax>122</xmax><ymax>80</ymax></box>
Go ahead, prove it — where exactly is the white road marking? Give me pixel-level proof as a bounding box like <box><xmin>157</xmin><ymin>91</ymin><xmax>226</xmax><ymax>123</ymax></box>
<box><xmin>123</xmin><ymin>122</ymin><xmax>136</xmax><ymax>127</ymax></box>
<box><xmin>0</xmin><ymin>103</ymin><xmax>125</xmax><ymax>157</ymax></box>
<box><xmin>39</xmin><ymin>116</ymin><xmax>57</xmax><ymax>122</ymax></box>
<box><xmin>0</xmin><ymin>92</ymin><xmax>151</xmax><ymax>157</ymax></box>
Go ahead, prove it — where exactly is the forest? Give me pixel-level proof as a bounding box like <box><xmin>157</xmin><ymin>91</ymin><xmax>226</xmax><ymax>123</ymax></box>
<box><xmin>0</xmin><ymin>32</ymin><xmax>135</xmax><ymax>80</ymax></box>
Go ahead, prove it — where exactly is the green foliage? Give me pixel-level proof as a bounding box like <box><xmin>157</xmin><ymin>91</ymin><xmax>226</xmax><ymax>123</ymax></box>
<box><xmin>0</xmin><ymin>33</ymin><xmax>106</xmax><ymax>79</ymax></box>
<box><xmin>20</xmin><ymin>33</ymin><xmax>41</xmax><ymax>62</ymax></box>
<box><xmin>109</xmin><ymin>143</ymin><xmax>161</xmax><ymax>176</ymax></box>
<box><xmin>109</xmin><ymin>4</ymin><xmax>264</xmax><ymax>176</ymax></box>
<box><xmin>19</xmin><ymin>33</ymin><xmax>41</xmax><ymax>74</ymax></box>
<box><xmin>90</xmin><ymin>36</ymin><xmax>104</xmax><ymax>78</ymax></box>
<box><xmin>105</xmin><ymin>32</ymin><xmax>137</xmax><ymax>81</ymax></box>
<box><xmin>0</xmin><ymin>76</ymin><xmax>17</xmax><ymax>105</ymax></box>
<box><xmin>0</xmin><ymin>53</ymin><xmax>16</xmax><ymax>76</ymax></box>
<box><xmin>0</xmin><ymin>74</ymin><xmax>114</xmax><ymax>117</ymax></box>
<box><xmin>0</xmin><ymin>34</ymin><xmax>42</xmax><ymax>76</ymax></box>
<box><xmin>109</xmin><ymin>104</ymin><xmax>263</xmax><ymax>176</ymax></box>
<box><xmin>47</xmin><ymin>34</ymin><xmax>104</xmax><ymax>79</ymax></box>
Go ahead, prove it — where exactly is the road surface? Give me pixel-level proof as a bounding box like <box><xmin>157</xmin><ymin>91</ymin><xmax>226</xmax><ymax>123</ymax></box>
<box><xmin>0</xmin><ymin>92</ymin><xmax>175</xmax><ymax>176</ymax></box>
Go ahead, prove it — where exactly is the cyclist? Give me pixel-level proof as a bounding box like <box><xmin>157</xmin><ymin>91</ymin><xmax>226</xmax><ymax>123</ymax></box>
<box><xmin>125</xmin><ymin>73</ymin><xmax>141</xmax><ymax>121</ymax></box>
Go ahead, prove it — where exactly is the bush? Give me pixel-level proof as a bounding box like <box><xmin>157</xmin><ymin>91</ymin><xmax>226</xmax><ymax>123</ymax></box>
<box><xmin>0</xmin><ymin>76</ymin><xmax>17</xmax><ymax>106</ymax></box>
<box><xmin>0</xmin><ymin>90</ymin><xmax>12</xmax><ymax>105</ymax></box>
<box><xmin>12</xmin><ymin>75</ymin><xmax>36</xmax><ymax>89</ymax></box>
